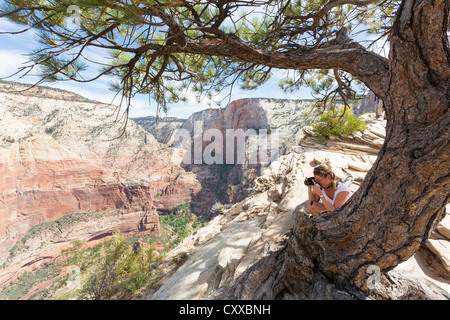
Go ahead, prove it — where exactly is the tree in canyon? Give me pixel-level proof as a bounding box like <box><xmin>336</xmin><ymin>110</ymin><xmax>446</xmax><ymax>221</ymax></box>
<box><xmin>1</xmin><ymin>0</ymin><xmax>449</xmax><ymax>294</ymax></box>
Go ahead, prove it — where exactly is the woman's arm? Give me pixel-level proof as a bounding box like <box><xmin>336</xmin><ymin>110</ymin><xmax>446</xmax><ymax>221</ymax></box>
<box><xmin>321</xmin><ymin>190</ymin><xmax>350</xmax><ymax>210</ymax></box>
<box><xmin>312</xmin><ymin>181</ymin><xmax>349</xmax><ymax>211</ymax></box>
<box><xmin>332</xmin><ymin>191</ymin><xmax>350</xmax><ymax>209</ymax></box>
<box><xmin>320</xmin><ymin>194</ymin><xmax>336</xmax><ymax>211</ymax></box>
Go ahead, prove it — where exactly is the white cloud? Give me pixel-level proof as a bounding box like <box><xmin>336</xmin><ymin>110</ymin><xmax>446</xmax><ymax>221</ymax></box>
<box><xmin>0</xmin><ymin>50</ymin><xmax>32</xmax><ymax>79</ymax></box>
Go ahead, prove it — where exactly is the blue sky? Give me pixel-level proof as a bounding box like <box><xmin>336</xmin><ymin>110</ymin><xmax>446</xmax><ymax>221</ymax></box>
<box><xmin>0</xmin><ymin>17</ymin><xmax>315</xmax><ymax>119</ymax></box>
<box><xmin>0</xmin><ymin>8</ymin><xmax>387</xmax><ymax>119</ymax></box>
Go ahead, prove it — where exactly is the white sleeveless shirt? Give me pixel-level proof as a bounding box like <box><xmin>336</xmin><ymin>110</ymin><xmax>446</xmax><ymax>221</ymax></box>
<box><xmin>323</xmin><ymin>182</ymin><xmax>352</xmax><ymax>205</ymax></box>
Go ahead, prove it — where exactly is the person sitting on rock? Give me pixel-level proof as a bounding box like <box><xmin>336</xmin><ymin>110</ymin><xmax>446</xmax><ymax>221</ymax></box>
<box><xmin>306</xmin><ymin>164</ymin><xmax>353</xmax><ymax>217</ymax></box>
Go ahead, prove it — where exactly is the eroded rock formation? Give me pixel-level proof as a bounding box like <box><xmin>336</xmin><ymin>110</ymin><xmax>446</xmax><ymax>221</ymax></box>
<box><xmin>167</xmin><ymin>98</ymin><xmax>317</xmax><ymax>206</ymax></box>
<box><xmin>0</xmin><ymin>81</ymin><xmax>201</xmax><ymax>287</ymax></box>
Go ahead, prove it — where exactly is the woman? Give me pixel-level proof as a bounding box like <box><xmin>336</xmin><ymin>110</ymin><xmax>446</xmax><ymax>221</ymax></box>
<box><xmin>306</xmin><ymin>164</ymin><xmax>353</xmax><ymax>217</ymax></box>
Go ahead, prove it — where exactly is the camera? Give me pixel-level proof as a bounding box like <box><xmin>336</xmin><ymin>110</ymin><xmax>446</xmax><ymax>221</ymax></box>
<box><xmin>304</xmin><ymin>177</ymin><xmax>316</xmax><ymax>186</ymax></box>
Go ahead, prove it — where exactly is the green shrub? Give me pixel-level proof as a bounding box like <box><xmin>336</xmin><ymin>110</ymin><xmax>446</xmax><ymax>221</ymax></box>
<box><xmin>311</xmin><ymin>106</ymin><xmax>367</xmax><ymax>141</ymax></box>
<box><xmin>153</xmin><ymin>192</ymin><xmax>163</xmax><ymax>199</ymax></box>
<box><xmin>160</xmin><ymin>213</ymin><xmax>192</xmax><ymax>248</ymax></box>
<box><xmin>62</xmin><ymin>233</ymin><xmax>161</xmax><ymax>300</ymax></box>
<box><xmin>45</xmin><ymin>126</ymin><xmax>56</xmax><ymax>135</ymax></box>
<box><xmin>2</xmin><ymin>136</ymin><xmax>15</xmax><ymax>143</ymax></box>
<box><xmin>0</xmin><ymin>262</ymin><xmax>61</xmax><ymax>300</ymax></box>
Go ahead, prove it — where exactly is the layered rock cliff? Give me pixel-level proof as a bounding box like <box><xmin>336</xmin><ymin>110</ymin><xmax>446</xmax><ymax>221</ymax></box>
<box><xmin>169</xmin><ymin>98</ymin><xmax>314</xmax><ymax>156</ymax></box>
<box><xmin>167</xmin><ymin>98</ymin><xmax>317</xmax><ymax>206</ymax></box>
<box><xmin>0</xmin><ymin>81</ymin><xmax>201</xmax><ymax>287</ymax></box>
<box><xmin>131</xmin><ymin>116</ymin><xmax>186</xmax><ymax>144</ymax></box>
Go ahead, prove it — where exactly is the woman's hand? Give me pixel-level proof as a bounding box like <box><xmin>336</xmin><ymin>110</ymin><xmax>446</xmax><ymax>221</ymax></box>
<box><xmin>312</xmin><ymin>180</ymin><xmax>323</xmax><ymax>196</ymax></box>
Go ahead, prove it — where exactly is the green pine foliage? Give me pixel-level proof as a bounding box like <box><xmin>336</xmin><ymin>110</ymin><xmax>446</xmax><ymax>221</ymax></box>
<box><xmin>0</xmin><ymin>0</ymin><xmax>397</xmax><ymax>114</ymax></box>
<box><xmin>311</xmin><ymin>106</ymin><xmax>367</xmax><ymax>141</ymax></box>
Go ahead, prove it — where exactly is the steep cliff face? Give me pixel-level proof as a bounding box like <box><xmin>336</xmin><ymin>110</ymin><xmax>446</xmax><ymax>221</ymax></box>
<box><xmin>172</xmin><ymin>98</ymin><xmax>314</xmax><ymax>154</ymax></box>
<box><xmin>144</xmin><ymin>115</ymin><xmax>450</xmax><ymax>300</ymax></box>
<box><xmin>167</xmin><ymin>98</ymin><xmax>317</xmax><ymax>206</ymax></box>
<box><xmin>0</xmin><ymin>82</ymin><xmax>201</xmax><ymax>286</ymax></box>
<box><xmin>131</xmin><ymin>116</ymin><xmax>186</xmax><ymax>144</ymax></box>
